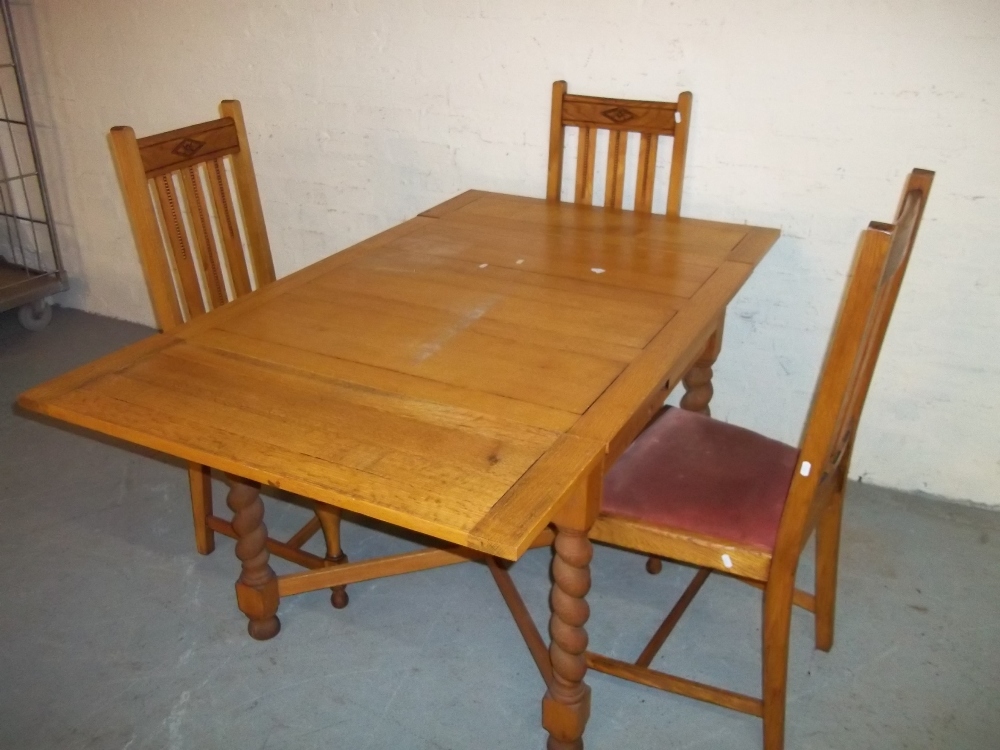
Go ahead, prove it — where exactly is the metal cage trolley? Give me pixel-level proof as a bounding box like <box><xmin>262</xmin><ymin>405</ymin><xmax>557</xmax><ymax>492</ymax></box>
<box><xmin>0</xmin><ymin>0</ymin><xmax>65</xmax><ymax>330</ymax></box>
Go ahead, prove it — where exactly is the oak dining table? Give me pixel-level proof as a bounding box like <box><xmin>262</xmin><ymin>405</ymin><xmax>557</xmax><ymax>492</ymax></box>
<box><xmin>17</xmin><ymin>189</ymin><xmax>778</xmax><ymax>748</ymax></box>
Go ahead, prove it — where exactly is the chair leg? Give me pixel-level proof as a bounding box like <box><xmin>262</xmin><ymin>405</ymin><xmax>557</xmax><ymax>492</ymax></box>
<box><xmin>642</xmin><ymin>320</ymin><xmax>723</xmax><ymax>576</ymax></box>
<box><xmin>762</xmin><ymin>579</ymin><xmax>794</xmax><ymax>750</ymax></box>
<box><xmin>814</xmin><ymin>470</ymin><xmax>847</xmax><ymax>652</ymax></box>
<box><xmin>315</xmin><ymin>505</ymin><xmax>349</xmax><ymax>609</ymax></box>
<box><xmin>187</xmin><ymin>463</ymin><xmax>215</xmax><ymax>555</ymax></box>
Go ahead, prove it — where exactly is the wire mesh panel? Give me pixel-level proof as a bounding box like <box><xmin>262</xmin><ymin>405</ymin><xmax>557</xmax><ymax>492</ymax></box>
<box><xmin>0</xmin><ymin>0</ymin><xmax>65</xmax><ymax>328</ymax></box>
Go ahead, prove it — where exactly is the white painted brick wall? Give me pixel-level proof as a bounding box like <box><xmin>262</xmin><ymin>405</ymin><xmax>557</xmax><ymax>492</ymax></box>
<box><xmin>13</xmin><ymin>0</ymin><xmax>1000</xmax><ymax>506</ymax></box>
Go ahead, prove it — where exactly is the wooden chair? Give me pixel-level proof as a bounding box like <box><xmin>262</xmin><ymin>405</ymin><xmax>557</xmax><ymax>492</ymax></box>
<box><xmin>546</xmin><ymin>80</ymin><xmax>692</xmax><ymax>216</ymax></box>
<box><xmin>547</xmin><ymin>79</ymin><xmax>721</xmax><ymax>439</ymax></box>
<box><xmin>108</xmin><ymin>101</ymin><xmax>349</xmax><ymax>608</ymax></box>
<box><xmin>583</xmin><ymin>169</ymin><xmax>934</xmax><ymax>749</ymax></box>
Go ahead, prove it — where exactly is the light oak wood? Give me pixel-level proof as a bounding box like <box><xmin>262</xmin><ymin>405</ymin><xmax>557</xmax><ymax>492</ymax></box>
<box><xmin>137</xmin><ymin>117</ymin><xmax>240</xmax><ymax>177</ymax></box>
<box><xmin>220</xmin><ymin>100</ymin><xmax>275</xmax><ymax>287</ymax></box>
<box><xmin>814</xmin><ymin>462</ymin><xmax>847</xmax><ymax>650</ymax></box>
<box><xmin>179</xmin><ymin>165</ymin><xmax>227</xmax><ymax>308</ymax></box>
<box><xmin>572</xmin><ymin>261</ymin><xmax>768</xmax><ymax>463</ymax></box>
<box><xmin>109</xmin><ymin>101</ymin><xmax>271</xmax><ymax>329</ymax></box>
<box><xmin>17</xmin><ymin>218</ymin><xmax>434</xmax><ymax>412</ymax></box>
<box><xmin>316</xmin><ymin>505</ymin><xmax>349</xmax><ymax>609</ymax></box>
<box><xmin>152</xmin><ymin>172</ymin><xmax>205</xmax><ymax>320</ymax></box>
<box><xmin>206</xmin><ymin>515</ymin><xmax>325</xmax><ymax>570</ymax></box>
<box><xmin>274</xmin><ymin>527</ymin><xmax>557</xmax><ymax>598</ymax></box>
<box><xmin>227</xmin><ymin>477</ymin><xmax>280</xmax><ymax>640</ymax></box>
<box><xmin>680</xmin><ymin>317</ymin><xmax>724</xmax><ymax>415</ymax></box>
<box><xmin>574</xmin><ymin>126</ymin><xmax>598</xmax><ymax>206</ymax></box>
<box><xmin>18</xmin><ymin>189</ymin><xmax>780</xmax><ymax>745</ymax></box>
<box><xmin>187</xmin><ymin>463</ymin><xmax>214</xmax><ymax>554</ymax></box>
<box><xmin>635</xmin><ymin>567</ymin><xmax>711</xmax><ymax>667</ymax></box>
<box><xmin>487</xmin><ymin>554</ymin><xmax>554</xmax><ymax>689</ymax></box>
<box><xmin>544</xmin><ymin>524</ymin><xmax>594</xmax><ymax>750</ymax></box>
<box><xmin>583</xmin><ymin>170</ymin><xmax>934</xmax><ymax>750</ymax></box>
<box><xmin>108</xmin><ymin>102</ymin><xmax>343</xmax><ymax>603</ymax></box>
<box><xmin>284</xmin><ymin>515</ymin><xmax>322</xmax><ymax>550</ymax></box>
<box><xmin>21</xmin><ymin>192</ymin><xmax>777</xmax><ymax>558</ymax></box>
<box><xmin>590</xmin><ymin>513</ymin><xmax>773</xmax><ymax>580</ymax></box>
<box><xmin>733</xmin><ymin>576</ymin><xmax>817</xmax><ymax>614</ymax></box>
<box><xmin>547</xmin><ymin>81</ymin><xmax>693</xmax><ymax>217</ymax></box>
<box><xmin>586</xmin><ymin>652</ymin><xmax>764</xmax><ymax>717</ymax></box>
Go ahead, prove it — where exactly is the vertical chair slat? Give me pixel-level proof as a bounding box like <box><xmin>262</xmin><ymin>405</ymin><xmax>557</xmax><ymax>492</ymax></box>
<box><xmin>154</xmin><ymin>173</ymin><xmax>205</xmax><ymax>319</ymax></box>
<box><xmin>180</xmin><ymin>165</ymin><xmax>228</xmax><ymax>309</ymax></box>
<box><xmin>605</xmin><ymin>130</ymin><xmax>629</xmax><ymax>210</ymax></box>
<box><xmin>207</xmin><ymin>157</ymin><xmax>253</xmax><ymax>297</ymax></box>
<box><xmin>635</xmin><ymin>133</ymin><xmax>658</xmax><ymax>214</ymax></box>
<box><xmin>575</xmin><ymin>127</ymin><xmax>597</xmax><ymax>205</ymax></box>
<box><xmin>221</xmin><ymin>100</ymin><xmax>275</xmax><ymax>286</ymax></box>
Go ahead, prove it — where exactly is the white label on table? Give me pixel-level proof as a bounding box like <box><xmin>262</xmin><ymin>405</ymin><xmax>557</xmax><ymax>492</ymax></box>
<box><xmin>721</xmin><ymin>553</ymin><xmax>733</xmax><ymax>569</ymax></box>
<box><xmin>800</xmin><ymin>461</ymin><xmax>812</xmax><ymax>477</ymax></box>
<box><xmin>591</xmin><ymin>267</ymin><xmax>605</xmax><ymax>274</ymax></box>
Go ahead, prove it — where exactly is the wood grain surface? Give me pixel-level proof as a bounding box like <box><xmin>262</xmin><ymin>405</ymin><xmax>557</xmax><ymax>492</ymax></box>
<box><xmin>18</xmin><ymin>191</ymin><xmax>778</xmax><ymax>559</ymax></box>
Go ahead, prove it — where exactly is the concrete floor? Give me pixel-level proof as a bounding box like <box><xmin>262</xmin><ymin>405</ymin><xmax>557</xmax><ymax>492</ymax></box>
<box><xmin>2</xmin><ymin>306</ymin><xmax>998</xmax><ymax>750</ymax></box>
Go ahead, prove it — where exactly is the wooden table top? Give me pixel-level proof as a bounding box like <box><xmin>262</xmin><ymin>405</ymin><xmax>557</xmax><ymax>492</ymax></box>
<box><xmin>18</xmin><ymin>191</ymin><xmax>778</xmax><ymax>559</ymax></box>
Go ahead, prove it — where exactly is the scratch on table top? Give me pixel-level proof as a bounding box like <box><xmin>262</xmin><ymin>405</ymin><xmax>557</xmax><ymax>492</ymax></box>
<box><xmin>412</xmin><ymin>302</ymin><xmax>493</xmax><ymax>363</ymax></box>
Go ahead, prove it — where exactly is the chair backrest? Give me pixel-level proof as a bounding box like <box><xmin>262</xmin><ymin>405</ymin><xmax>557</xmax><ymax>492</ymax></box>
<box><xmin>546</xmin><ymin>80</ymin><xmax>693</xmax><ymax>216</ymax></box>
<box><xmin>109</xmin><ymin>100</ymin><xmax>275</xmax><ymax>332</ymax></box>
<box><xmin>774</xmin><ymin>169</ymin><xmax>934</xmax><ymax>560</ymax></box>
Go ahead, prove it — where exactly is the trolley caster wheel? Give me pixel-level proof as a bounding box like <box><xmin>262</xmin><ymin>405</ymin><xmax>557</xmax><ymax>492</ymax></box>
<box><xmin>330</xmin><ymin>587</ymin><xmax>349</xmax><ymax>609</ymax></box>
<box><xmin>18</xmin><ymin>299</ymin><xmax>52</xmax><ymax>331</ymax></box>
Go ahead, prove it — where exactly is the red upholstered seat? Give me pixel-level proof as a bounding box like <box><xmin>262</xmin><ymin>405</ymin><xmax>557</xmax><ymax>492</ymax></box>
<box><xmin>602</xmin><ymin>407</ymin><xmax>800</xmax><ymax>552</ymax></box>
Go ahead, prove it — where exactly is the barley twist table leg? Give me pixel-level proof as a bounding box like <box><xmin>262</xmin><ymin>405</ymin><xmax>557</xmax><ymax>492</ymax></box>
<box><xmin>543</xmin><ymin>526</ymin><xmax>593</xmax><ymax>750</ymax></box>
<box><xmin>680</xmin><ymin>318</ymin><xmax>725</xmax><ymax>416</ymax></box>
<box><xmin>226</xmin><ymin>477</ymin><xmax>280</xmax><ymax>640</ymax></box>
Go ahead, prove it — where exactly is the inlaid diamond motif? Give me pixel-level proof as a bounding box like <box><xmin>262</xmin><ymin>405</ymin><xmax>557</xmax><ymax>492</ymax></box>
<box><xmin>602</xmin><ymin>107</ymin><xmax>635</xmax><ymax>124</ymax></box>
<box><xmin>172</xmin><ymin>138</ymin><xmax>205</xmax><ymax>157</ymax></box>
